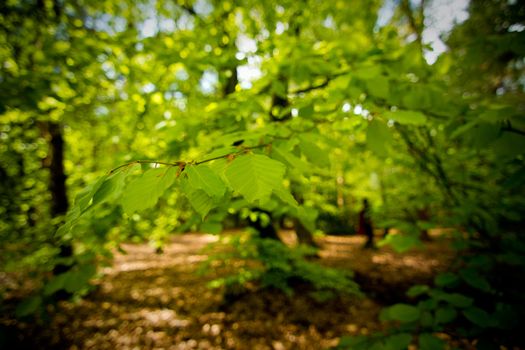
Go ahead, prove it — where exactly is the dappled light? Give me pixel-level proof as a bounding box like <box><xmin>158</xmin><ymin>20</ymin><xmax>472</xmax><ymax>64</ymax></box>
<box><xmin>4</xmin><ymin>232</ymin><xmax>447</xmax><ymax>349</ymax></box>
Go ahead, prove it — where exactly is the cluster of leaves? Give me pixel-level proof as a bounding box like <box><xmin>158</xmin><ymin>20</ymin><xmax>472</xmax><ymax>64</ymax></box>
<box><xmin>15</xmin><ymin>259</ymin><xmax>97</xmax><ymax>318</ymax></box>
<box><xmin>57</xmin><ymin>149</ymin><xmax>303</xmax><ymax>234</ymax></box>
<box><xmin>338</xmin><ymin>242</ymin><xmax>525</xmax><ymax>350</ymax></box>
<box><xmin>202</xmin><ymin>232</ymin><xmax>361</xmax><ymax>300</ymax></box>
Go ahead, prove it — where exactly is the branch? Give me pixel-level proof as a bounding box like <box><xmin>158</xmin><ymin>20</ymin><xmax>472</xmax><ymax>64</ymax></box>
<box><xmin>109</xmin><ymin>160</ymin><xmax>184</xmax><ymax>174</ymax></box>
<box><xmin>289</xmin><ymin>71</ymin><xmax>349</xmax><ymax>95</ymax></box>
<box><xmin>396</xmin><ymin>125</ymin><xmax>458</xmax><ymax>205</ymax></box>
<box><xmin>291</xmin><ymin>79</ymin><xmax>331</xmax><ymax>94</ymax></box>
<box><xmin>502</xmin><ymin>125</ymin><xmax>525</xmax><ymax>137</ymax></box>
<box><xmin>401</xmin><ymin>0</ymin><xmax>424</xmax><ymax>46</ymax></box>
<box><xmin>108</xmin><ymin>144</ymin><xmax>269</xmax><ymax>174</ymax></box>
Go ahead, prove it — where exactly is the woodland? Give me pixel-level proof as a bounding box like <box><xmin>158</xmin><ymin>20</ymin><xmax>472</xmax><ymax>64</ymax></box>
<box><xmin>1</xmin><ymin>0</ymin><xmax>525</xmax><ymax>349</ymax></box>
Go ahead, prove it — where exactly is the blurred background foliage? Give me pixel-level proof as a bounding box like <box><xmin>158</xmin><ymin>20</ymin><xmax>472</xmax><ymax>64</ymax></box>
<box><xmin>1</xmin><ymin>0</ymin><xmax>525</xmax><ymax>348</ymax></box>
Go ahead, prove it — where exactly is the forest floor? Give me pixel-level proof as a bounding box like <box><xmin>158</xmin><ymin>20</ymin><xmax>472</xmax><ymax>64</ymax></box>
<box><xmin>1</xmin><ymin>230</ymin><xmax>456</xmax><ymax>350</ymax></box>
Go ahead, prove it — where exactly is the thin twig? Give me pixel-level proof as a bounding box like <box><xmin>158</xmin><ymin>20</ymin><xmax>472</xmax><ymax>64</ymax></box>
<box><xmin>109</xmin><ymin>144</ymin><xmax>270</xmax><ymax>174</ymax></box>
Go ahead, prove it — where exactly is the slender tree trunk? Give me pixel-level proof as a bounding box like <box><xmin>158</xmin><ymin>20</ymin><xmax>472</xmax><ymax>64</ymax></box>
<box><xmin>41</xmin><ymin>121</ymin><xmax>72</xmax><ymax>276</ymax></box>
<box><xmin>294</xmin><ymin>219</ymin><xmax>317</xmax><ymax>247</ymax></box>
<box><xmin>269</xmin><ymin>75</ymin><xmax>318</xmax><ymax>247</ymax></box>
<box><xmin>46</xmin><ymin>122</ymin><xmax>68</xmax><ymax>217</ymax></box>
<box><xmin>417</xmin><ymin>207</ymin><xmax>432</xmax><ymax>241</ymax></box>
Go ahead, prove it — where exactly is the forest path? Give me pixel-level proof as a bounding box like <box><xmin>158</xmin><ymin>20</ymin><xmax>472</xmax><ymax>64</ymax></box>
<box><xmin>3</xmin><ymin>231</ymin><xmax>455</xmax><ymax>350</ymax></box>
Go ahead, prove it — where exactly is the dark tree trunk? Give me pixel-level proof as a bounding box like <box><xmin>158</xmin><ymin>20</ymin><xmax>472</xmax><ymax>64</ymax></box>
<box><xmin>294</xmin><ymin>219</ymin><xmax>318</xmax><ymax>248</ymax></box>
<box><xmin>46</xmin><ymin>122</ymin><xmax>69</xmax><ymax>217</ymax></box>
<box><xmin>249</xmin><ymin>209</ymin><xmax>280</xmax><ymax>241</ymax></box>
<box><xmin>223</xmin><ymin>67</ymin><xmax>238</xmax><ymax>96</ymax></box>
<box><xmin>268</xmin><ymin>75</ymin><xmax>318</xmax><ymax>246</ymax></box>
<box><xmin>417</xmin><ymin>208</ymin><xmax>432</xmax><ymax>241</ymax></box>
<box><xmin>41</xmin><ymin>121</ymin><xmax>72</xmax><ymax>278</ymax></box>
<box><xmin>359</xmin><ymin>200</ymin><xmax>375</xmax><ymax>249</ymax></box>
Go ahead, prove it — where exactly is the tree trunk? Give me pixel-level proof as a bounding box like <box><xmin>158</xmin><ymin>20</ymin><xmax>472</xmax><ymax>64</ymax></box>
<box><xmin>294</xmin><ymin>219</ymin><xmax>318</xmax><ymax>248</ymax></box>
<box><xmin>41</xmin><ymin>121</ymin><xmax>72</xmax><ymax>277</ymax></box>
<box><xmin>249</xmin><ymin>209</ymin><xmax>281</xmax><ymax>241</ymax></box>
<box><xmin>46</xmin><ymin>122</ymin><xmax>68</xmax><ymax>217</ymax></box>
<box><xmin>269</xmin><ymin>75</ymin><xmax>319</xmax><ymax>246</ymax></box>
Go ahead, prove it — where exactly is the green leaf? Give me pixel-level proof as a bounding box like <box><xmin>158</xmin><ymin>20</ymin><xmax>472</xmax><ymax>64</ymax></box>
<box><xmin>225</xmin><ymin>154</ymin><xmax>285</xmax><ymax>203</ymax></box>
<box><xmin>337</xmin><ymin>335</ymin><xmax>369</xmax><ymax>349</ymax></box>
<box><xmin>381</xmin><ymin>303</ymin><xmax>420</xmax><ymax>323</ymax></box>
<box><xmin>274</xmin><ymin>186</ymin><xmax>299</xmax><ymax>207</ymax></box>
<box><xmin>76</xmin><ymin>175</ymin><xmax>108</xmax><ymax>213</ymax></box>
<box><xmin>63</xmin><ymin>264</ymin><xmax>96</xmax><ymax>293</ymax></box>
<box><xmin>490</xmin><ymin>132</ymin><xmax>525</xmax><ymax>158</ymax></box>
<box><xmin>92</xmin><ymin>170</ymin><xmax>129</xmax><ymax>205</ymax></box>
<box><xmin>16</xmin><ymin>296</ymin><xmax>42</xmax><ymax>317</ymax></box>
<box><xmin>406</xmin><ymin>284</ymin><xmax>429</xmax><ymax>297</ymax></box>
<box><xmin>418</xmin><ymin>334</ymin><xmax>445</xmax><ymax>350</ymax></box>
<box><xmin>354</xmin><ymin>65</ymin><xmax>382</xmax><ymax>79</ymax></box>
<box><xmin>185</xmin><ymin>164</ymin><xmax>226</xmax><ymax>198</ymax></box>
<box><xmin>157</xmin><ymin>166</ymin><xmax>178</xmax><ymax>191</ymax></box>
<box><xmin>272</xmin><ymin>145</ymin><xmax>311</xmax><ymax>173</ymax></box>
<box><xmin>378</xmin><ymin>233</ymin><xmax>421</xmax><ymax>253</ymax></box>
<box><xmin>299</xmin><ymin>104</ymin><xmax>314</xmax><ymax>118</ymax></box>
<box><xmin>478</xmin><ymin>106</ymin><xmax>514</xmax><ymax>123</ymax></box>
<box><xmin>186</xmin><ymin>189</ymin><xmax>214</xmax><ymax>218</ymax></box>
<box><xmin>367</xmin><ymin>119</ymin><xmax>393</xmax><ymax>156</ymax></box>
<box><xmin>434</xmin><ymin>272</ymin><xmax>460</xmax><ymax>288</ymax></box>
<box><xmin>43</xmin><ymin>273</ymin><xmax>68</xmax><ymax>296</ymax></box>
<box><xmin>384</xmin><ymin>110</ymin><xmax>427</xmax><ymax>125</ymax></box>
<box><xmin>299</xmin><ymin>136</ymin><xmax>330</xmax><ymax>167</ymax></box>
<box><xmin>120</xmin><ymin>167</ymin><xmax>177</xmax><ymax>214</ymax></box>
<box><xmin>295</xmin><ymin>206</ymin><xmax>318</xmax><ymax>233</ymax></box>
<box><xmin>435</xmin><ymin>306</ymin><xmax>457</xmax><ymax>324</ymax></box>
<box><xmin>212</xmin><ymin>130</ymin><xmax>263</xmax><ymax>148</ymax></box>
<box><xmin>200</xmin><ymin>221</ymin><xmax>223</xmax><ymax>234</ymax></box>
<box><xmin>468</xmin><ymin>122</ymin><xmax>500</xmax><ymax>147</ymax></box>
<box><xmin>403</xmin><ymin>89</ymin><xmax>431</xmax><ymax>110</ymax></box>
<box><xmin>421</xmin><ymin>311</ymin><xmax>434</xmax><ymax>328</ymax></box>
<box><xmin>463</xmin><ymin>307</ymin><xmax>494</xmax><ymax>328</ymax></box>
<box><xmin>431</xmin><ymin>291</ymin><xmax>473</xmax><ymax>308</ymax></box>
<box><xmin>459</xmin><ymin>268</ymin><xmax>491</xmax><ymax>292</ymax></box>
<box><xmin>366</xmin><ymin>75</ymin><xmax>390</xmax><ymax>100</ymax></box>
<box><xmin>198</xmin><ymin>146</ymin><xmax>238</xmax><ymax>162</ymax></box>
<box><xmin>384</xmin><ymin>333</ymin><xmax>412</xmax><ymax>350</ymax></box>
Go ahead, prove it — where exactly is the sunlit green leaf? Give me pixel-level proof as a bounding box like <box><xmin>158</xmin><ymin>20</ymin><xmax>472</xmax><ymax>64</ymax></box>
<box><xmin>225</xmin><ymin>154</ymin><xmax>285</xmax><ymax>203</ymax></box>
<box><xmin>185</xmin><ymin>189</ymin><xmax>214</xmax><ymax>218</ymax></box>
<box><xmin>384</xmin><ymin>110</ymin><xmax>427</xmax><ymax>125</ymax></box>
<box><xmin>120</xmin><ymin>167</ymin><xmax>177</xmax><ymax>214</ymax></box>
<box><xmin>367</xmin><ymin>119</ymin><xmax>393</xmax><ymax>156</ymax></box>
<box><xmin>299</xmin><ymin>136</ymin><xmax>330</xmax><ymax>167</ymax></box>
<box><xmin>366</xmin><ymin>76</ymin><xmax>390</xmax><ymax>100</ymax></box>
<box><xmin>185</xmin><ymin>164</ymin><xmax>226</xmax><ymax>199</ymax></box>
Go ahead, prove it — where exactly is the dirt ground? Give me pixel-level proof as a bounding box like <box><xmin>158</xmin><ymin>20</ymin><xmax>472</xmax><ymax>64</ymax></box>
<box><xmin>1</xmin><ymin>231</ymin><xmax>456</xmax><ymax>350</ymax></box>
